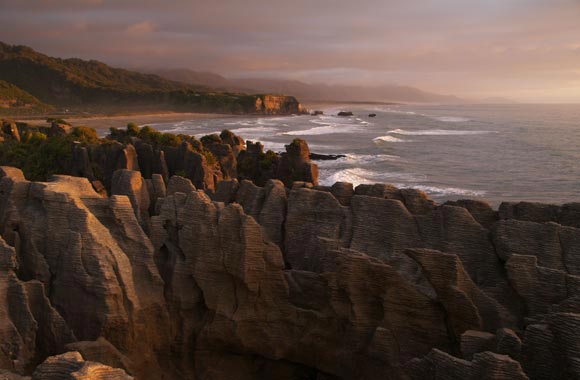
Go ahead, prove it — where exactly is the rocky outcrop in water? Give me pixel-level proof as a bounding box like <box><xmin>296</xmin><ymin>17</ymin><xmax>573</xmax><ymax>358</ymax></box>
<box><xmin>0</xmin><ymin>162</ymin><xmax>578</xmax><ymax>379</ymax></box>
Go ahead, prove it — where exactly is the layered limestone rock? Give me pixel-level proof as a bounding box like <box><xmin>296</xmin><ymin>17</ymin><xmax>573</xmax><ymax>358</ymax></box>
<box><xmin>89</xmin><ymin>142</ymin><xmax>141</xmax><ymax>192</ymax></box>
<box><xmin>163</xmin><ymin>142</ymin><xmax>220</xmax><ymax>191</ymax></box>
<box><xmin>275</xmin><ymin>139</ymin><xmax>318</xmax><ymax>186</ymax></box>
<box><xmin>0</xmin><ymin>122</ymin><xmax>324</xmax><ymax>199</ymax></box>
<box><xmin>133</xmin><ymin>140</ymin><xmax>170</xmax><ymax>183</ymax></box>
<box><xmin>201</xmin><ymin>136</ymin><xmax>238</xmax><ymax>180</ymax></box>
<box><xmin>0</xmin><ymin>169</ymin><xmax>171</xmax><ymax>380</ymax></box>
<box><xmin>165</xmin><ymin>175</ymin><xmax>196</xmax><ymax>196</ymax></box>
<box><xmin>254</xmin><ymin>95</ymin><xmax>303</xmax><ymax>115</ymax></box>
<box><xmin>32</xmin><ymin>352</ymin><xmax>132</xmax><ymax>380</ymax></box>
<box><xmin>150</xmin><ymin>191</ymin><xmax>451</xmax><ymax>379</ymax></box>
<box><xmin>406</xmin><ymin>248</ymin><xmax>517</xmax><ymax>336</ymax></box>
<box><xmin>0</xmin><ymin>234</ymin><xmax>75</xmax><ymax>374</ymax></box>
<box><xmin>111</xmin><ymin>169</ymin><xmax>150</xmax><ymax>230</ymax></box>
<box><xmin>406</xmin><ymin>349</ymin><xmax>530</xmax><ymax>380</ymax></box>
<box><xmin>0</xmin><ymin>165</ymin><xmax>578</xmax><ymax>379</ymax></box>
<box><xmin>219</xmin><ymin>129</ymin><xmax>245</xmax><ymax>156</ymax></box>
<box><xmin>65</xmin><ymin>338</ymin><xmax>134</xmax><ymax>375</ymax></box>
<box><xmin>145</xmin><ymin>174</ymin><xmax>166</xmax><ymax>215</ymax></box>
<box><xmin>197</xmin><ymin>180</ymin><xmax>579</xmax><ymax>379</ymax></box>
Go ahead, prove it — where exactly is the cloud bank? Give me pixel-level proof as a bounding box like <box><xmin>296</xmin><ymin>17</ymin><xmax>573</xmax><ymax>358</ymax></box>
<box><xmin>1</xmin><ymin>0</ymin><xmax>579</xmax><ymax>102</ymax></box>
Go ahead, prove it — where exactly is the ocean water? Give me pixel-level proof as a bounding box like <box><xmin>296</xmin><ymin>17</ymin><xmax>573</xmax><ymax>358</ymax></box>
<box><xmin>148</xmin><ymin>103</ymin><xmax>580</xmax><ymax>206</ymax></box>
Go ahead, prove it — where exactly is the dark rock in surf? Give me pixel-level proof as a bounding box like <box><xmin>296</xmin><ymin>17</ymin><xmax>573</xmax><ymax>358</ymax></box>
<box><xmin>309</xmin><ymin>153</ymin><xmax>346</xmax><ymax>161</ymax></box>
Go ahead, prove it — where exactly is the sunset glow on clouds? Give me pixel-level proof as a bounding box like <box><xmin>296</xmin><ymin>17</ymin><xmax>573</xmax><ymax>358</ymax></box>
<box><xmin>1</xmin><ymin>0</ymin><xmax>579</xmax><ymax>102</ymax></box>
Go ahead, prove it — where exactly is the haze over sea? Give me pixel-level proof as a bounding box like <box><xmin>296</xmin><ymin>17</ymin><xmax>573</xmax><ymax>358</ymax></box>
<box><xmin>149</xmin><ymin>103</ymin><xmax>580</xmax><ymax>206</ymax></box>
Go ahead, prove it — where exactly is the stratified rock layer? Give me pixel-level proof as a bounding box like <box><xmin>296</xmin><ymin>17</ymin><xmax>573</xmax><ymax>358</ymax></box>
<box><xmin>0</xmin><ymin>167</ymin><xmax>578</xmax><ymax>380</ymax></box>
<box><xmin>32</xmin><ymin>351</ymin><xmax>133</xmax><ymax>380</ymax></box>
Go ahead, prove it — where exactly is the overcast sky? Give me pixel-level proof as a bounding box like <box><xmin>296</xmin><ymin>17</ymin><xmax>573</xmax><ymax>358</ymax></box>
<box><xmin>1</xmin><ymin>0</ymin><xmax>579</xmax><ymax>102</ymax></box>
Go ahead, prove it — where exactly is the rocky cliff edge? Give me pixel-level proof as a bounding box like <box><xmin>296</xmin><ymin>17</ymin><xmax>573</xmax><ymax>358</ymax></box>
<box><xmin>0</xmin><ymin>166</ymin><xmax>578</xmax><ymax>380</ymax></box>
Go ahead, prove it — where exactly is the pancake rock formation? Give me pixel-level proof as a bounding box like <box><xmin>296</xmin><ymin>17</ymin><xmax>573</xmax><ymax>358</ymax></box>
<box><xmin>0</xmin><ymin>165</ymin><xmax>578</xmax><ymax>379</ymax></box>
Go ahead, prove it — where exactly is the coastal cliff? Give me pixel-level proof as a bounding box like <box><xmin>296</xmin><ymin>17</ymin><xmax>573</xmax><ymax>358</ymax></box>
<box><xmin>255</xmin><ymin>95</ymin><xmax>306</xmax><ymax>115</ymax></box>
<box><xmin>0</xmin><ymin>125</ymin><xmax>578</xmax><ymax>380</ymax></box>
<box><xmin>0</xmin><ymin>42</ymin><xmax>304</xmax><ymax>116</ymax></box>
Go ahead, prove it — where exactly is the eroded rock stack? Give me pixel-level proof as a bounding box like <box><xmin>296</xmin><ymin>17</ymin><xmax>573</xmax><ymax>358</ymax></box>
<box><xmin>0</xmin><ymin>165</ymin><xmax>578</xmax><ymax>379</ymax></box>
<box><xmin>0</xmin><ymin>122</ymin><xmax>319</xmax><ymax>201</ymax></box>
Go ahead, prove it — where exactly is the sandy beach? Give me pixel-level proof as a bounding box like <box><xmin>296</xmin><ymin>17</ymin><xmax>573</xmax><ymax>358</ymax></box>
<box><xmin>18</xmin><ymin>112</ymin><xmax>238</xmax><ymax>132</ymax></box>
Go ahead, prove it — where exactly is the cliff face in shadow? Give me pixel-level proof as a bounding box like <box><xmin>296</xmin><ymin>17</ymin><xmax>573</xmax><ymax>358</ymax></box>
<box><xmin>0</xmin><ymin>156</ymin><xmax>578</xmax><ymax>380</ymax></box>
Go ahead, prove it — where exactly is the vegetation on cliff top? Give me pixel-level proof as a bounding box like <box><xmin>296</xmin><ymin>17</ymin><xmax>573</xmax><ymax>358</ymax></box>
<box><xmin>108</xmin><ymin>122</ymin><xmax>199</xmax><ymax>148</ymax></box>
<box><xmin>0</xmin><ymin>120</ymin><xmax>214</xmax><ymax>181</ymax></box>
<box><xmin>0</xmin><ymin>80</ymin><xmax>53</xmax><ymax>114</ymax></box>
<box><xmin>0</xmin><ymin>41</ymin><xmax>302</xmax><ymax>115</ymax></box>
<box><xmin>0</xmin><ymin>122</ymin><xmax>73</xmax><ymax>180</ymax></box>
<box><xmin>0</xmin><ymin>119</ymin><xmax>316</xmax><ymax>192</ymax></box>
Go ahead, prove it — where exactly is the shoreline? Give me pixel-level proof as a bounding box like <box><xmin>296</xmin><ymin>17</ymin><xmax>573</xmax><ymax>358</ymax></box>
<box><xmin>15</xmin><ymin>112</ymin><xmax>242</xmax><ymax>132</ymax></box>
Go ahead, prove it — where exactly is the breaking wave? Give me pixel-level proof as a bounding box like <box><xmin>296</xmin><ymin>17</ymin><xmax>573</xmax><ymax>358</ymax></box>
<box><xmin>229</xmin><ymin>126</ymin><xmax>278</xmax><ymax>134</ymax></box>
<box><xmin>387</xmin><ymin>128</ymin><xmax>492</xmax><ymax>136</ymax></box>
<box><xmin>432</xmin><ymin>116</ymin><xmax>471</xmax><ymax>123</ymax></box>
<box><xmin>315</xmin><ymin>153</ymin><xmax>401</xmax><ymax>169</ymax></box>
<box><xmin>319</xmin><ymin>168</ymin><xmax>380</xmax><ymax>187</ymax></box>
<box><xmin>283</xmin><ymin>123</ymin><xmax>362</xmax><ymax>136</ymax></box>
<box><xmin>373</xmin><ymin>135</ymin><xmax>408</xmax><ymax>143</ymax></box>
<box><xmin>396</xmin><ymin>185</ymin><xmax>486</xmax><ymax>197</ymax></box>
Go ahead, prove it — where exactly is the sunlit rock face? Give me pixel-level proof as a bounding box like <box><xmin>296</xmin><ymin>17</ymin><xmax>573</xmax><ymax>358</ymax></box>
<box><xmin>255</xmin><ymin>95</ymin><xmax>303</xmax><ymax>115</ymax></box>
<box><xmin>0</xmin><ymin>165</ymin><xmax>578</xmax><ymax>380</ymax></box>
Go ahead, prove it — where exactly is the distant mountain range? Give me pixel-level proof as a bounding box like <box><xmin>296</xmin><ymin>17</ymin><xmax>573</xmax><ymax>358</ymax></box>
<box><xmin>147</xmin><ymin>68</ymin><xmax>510</xmax><ymax>104</ymax></box>
<box><xmin>0</xmin><ymin>40</ymin><xmax>515</xmax><ymax>117</ymax></box>
<box><xmin>0</xmin><ymin>42</ymin><xmax>302</xmax><ymax>115</ymax></box>
<box><xmin>146</xmin><ymin>68</ymin><xmax>519</xmax><ymax>104</ymax></box>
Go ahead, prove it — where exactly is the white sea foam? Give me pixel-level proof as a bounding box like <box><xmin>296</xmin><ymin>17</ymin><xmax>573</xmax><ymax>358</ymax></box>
<box><xmin>392</xmin><ymin>184</ymin><xmax>486</xmax><ymax>197</ymax></box>
<box><xmin>371</xmin><ymin>107</ymin><xmax>472</xmax><ymax>124</ymax></box>
<box><xmin>319</xmin><ymin>170</ymin><xmax>486</xmax><ymax>197</ymax></box>
<box><xmin>162</xmin><ymin>127</ymin><xmax>196</xmax><ymax>135</ymax></box>
<box><xmin>387</xmin><ymin>128</ymin><xmax>492</xmax><ymax>136</ymax></box>
<box><xmin>319</xmin><ymin>166</ymin><xmax>422</xmax><ymax>187</ymax></box>
<box><xmin>433</xmin><ymin>116</ymin><xmax>471</xmax><ymax>122</ymax></box>
<box><xmin>283</xmin><ymin>126</ymin><xmax>336</xmax><ymax>136</ymax></box>
<box><xmin>284</xmin><ymin>116</ymin><xmax>363</xmax><ymax>135</ymax></box>
<box><xmin>283</xmin><ymin>123</ymin><xmax>363</xmax><ymax>136</ymax></box>
<box><xmin>315</xmin><ymin>153</ymin><xmax>401</xmax><ymax>169</ymax></box>
<box><xmin>319</xmin><ymin>168</ymin><xmax>377</xmax><ymax>187</ymax></box>
<box><xmin>346</xmin><ymin>153</ymin><xmax>401</xmax><ymax>163</ymax></box>
<box><xmin>376</xmin><ymin>107</ymin><xmax>418</xmax><ymax>115</ymax></box>
<box><xmin>260</xmin><ymin>140</ymin><xmax>330</xmax><ymax>152</ymax></box>
<box><xmin>229</xmin><ymin>126</ymin><xmax>278</xmax><ymax>134</ymax></box>
<box><xmin>223</xmin><ymin>121</ymin><xmax>256</xmax><ymax>127</ymax></box>
<box><xmin>309</xmin><ymin>118</ymin><xmax>355</xmax><ymax>128</ymax></box>
<box><xmin>373</xmin><ymin>135</ymin><xmax>408</xmax><ymax>143</ymax></box>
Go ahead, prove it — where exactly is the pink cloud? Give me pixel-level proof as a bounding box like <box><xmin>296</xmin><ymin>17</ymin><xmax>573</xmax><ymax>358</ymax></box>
<box><xmin>126</xmin><ymin>21</ymin><xmax>156</xmax><ymax>35</ymax></box>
